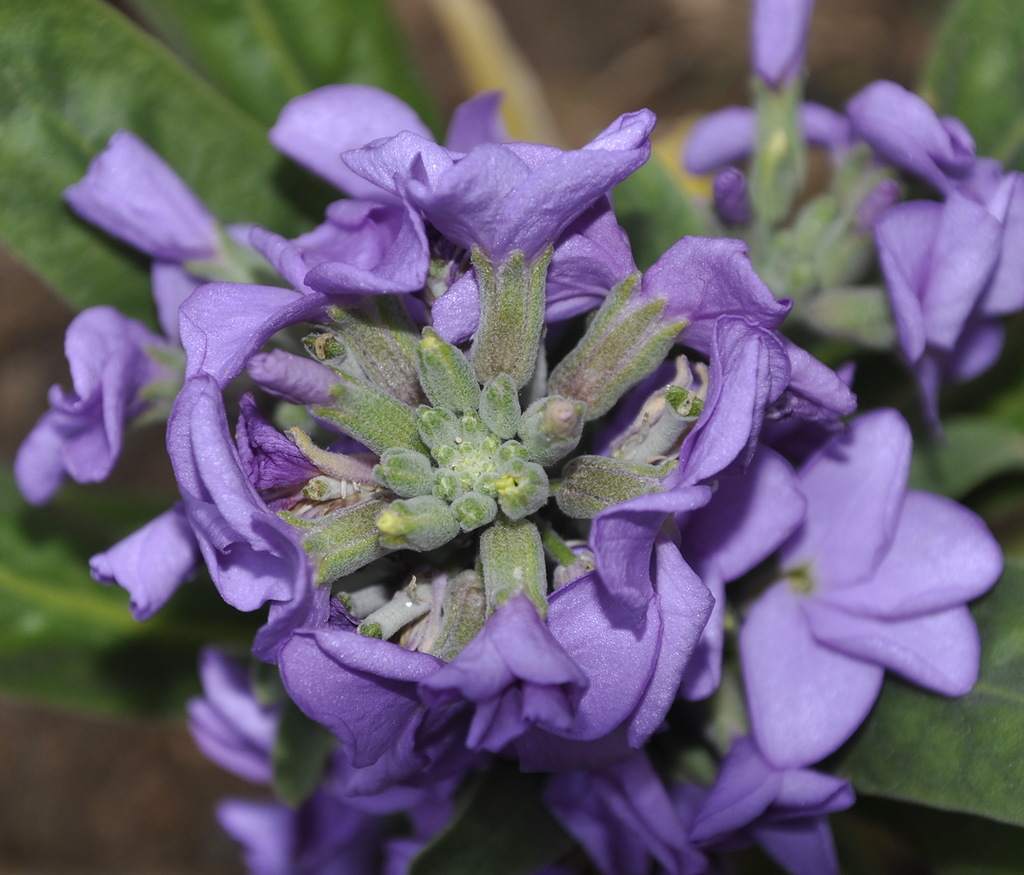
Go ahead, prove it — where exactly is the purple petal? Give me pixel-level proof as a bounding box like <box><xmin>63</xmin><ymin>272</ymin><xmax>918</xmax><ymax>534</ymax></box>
<box><xmin>626</xmin><ymin>536</ymin><xmax>713</xmax><ymax>747</ymax></box>
<box><xmin>782</xmin><ymin>410</ymin><xmax>911</xmax><ymax>591</ymax></box>
<box><xmin>64</xmin><ymin>130</ymin><xmax>218</xmax><ymax>261</ymax></box>
<box><xmin>640</xmin><ymin>237</ymin><xmax>790</xmax><ymax>350</ymax></box>
<box><xmin>89</xmin><ymin>503</ymin><xmax>199</xmax><ymax>620</ymax></box>
<box><xmin>217</xmin><ymin>800</ymin><xmax>295</xmax><ymax>875</ymax></box>
<box><xmin>847</xmin><ymin>80</ymin><xmax>975</xmax><ymax>193</ymax></box>
<box><xmin>741</xmin><ymin>583</ymin><xmax>884</xmax><ymax>768</ymax></box>
<box><xmin>269</xmin><ymin>84</ymin><xmax>432</xmax><ymax>199</ymax></box>
<box><xmin>754</xmin><ymin>819</ymin><xmax>842</xmax><ymax>875</ymax></box>
<box><xmin>804</xmin><ymin>601</ymin><xmax>981</xmax><ymax>695</ymax></box>
<box><xmin>150</xmin><ymin>261</ymin><xmax>200</xmax><ymax>343</ymax></box>
<box><xmin>444</xmin><ymin>90</ymin><xmax>509</xmax><ymax>151</ymax></box>
<box><xmin>179</xmin><ymin>282</ymin><xmax>329</xmax><ymax>387</ymax></box>
<box><xmin>279</xmin><ymin>629</ymin><xmax>441</xmax><ymax>768</ymax></box>
<box><xmin>690</xmin><ymin>738</ymin><xmax>782</xmax><ymax>843</ymax></box>
<box><xmin>684</xmin><ymin>107</ymin><xmax>756</xmax><ymax>174</ymax></box>
<box><xmin>713</xmin><ymin>167</ymin><xmax>751</xmax><ymax>225</ymax></box>
<box><xmin>247</xmin><ymin>350</ymin><xmax>338</xmax><ymax>405</ymax></box>
<box><xmin>431</xmin><ymin>269</ymin><xmax>481</xmax><ymax>344</ymax></box>
<box><xmin>819</xmin><ymin>491</ymin><xmax>1001</xmax><ymax>619</ymax></box>
<box><xmin>342</xmin><ymin>131</ymin><xmax>455</xmax><ymax>199</ymax></box>
<box><xmin>187</xmin><ymin>648</ymin><xmax>277</xmax><ymax>783</ymax></box>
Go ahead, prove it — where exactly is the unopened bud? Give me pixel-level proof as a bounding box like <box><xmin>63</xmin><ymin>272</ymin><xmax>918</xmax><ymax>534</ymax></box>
<box><xmin>519</xmin><ymin>396</ymin><xmax>586</xmax><ymax>465</ymax></box>
<box><xmin>452</xmin><ymin>491</ymin><xmax>498</xmax><ymax>532</ymax></box>
<box><xmin>557</xmin><ymin>455</ymin><xmax>677</xmax><ymax>519</ymax></box>
<box><xmin>374</xmin><ymin>448</ymin><xmax>435</xmax><ymax>498</ymax></box>
<box><xmin>376</xmin><ymin>496</ymin><xmax>460</xmax><ymax>551</ymax></box>
<box><xmin>490</xmin><ymin>459</ymin><xmax>549</xmax><ymax>520</ymax></box>
<box><xmin>478</xmin><ymin>374</ymin><xmax>521</xmax><ymax>439</ymax></box>
<box><xmin>416</xmin><ymin>327</ymin><xmax>480</xmax><ymax>412</ymax></box>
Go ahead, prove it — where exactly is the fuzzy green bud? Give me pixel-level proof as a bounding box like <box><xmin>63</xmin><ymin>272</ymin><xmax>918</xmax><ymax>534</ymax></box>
<box><xmin>416</xmin><ymin>327</ymin><xmax>480</xmax><ymax>412</ymax></box>
<box><xmin>519</xmin><ymin>396</ymin><xmax>586</xmax><ymax>465</ymax></box>
<box><xmin>480</xmin><ymin>519</ymin><xmax>547</xmax><ymax>616</ymax></box>
<box><xmin>557</xmin><ymin>455</ymin><xmax>677</xmax><ymax>518</ymax></box>
<box><xmin>374</xmin><ymin>448</ymin><xmax>435</xmax><ymax>498</ymax></box>
<box><xmin>452</xmin><ymin>491</ymin><xmax>498</xmax><ymax>532</ymax></box>
<box><xmin>376</xmin><ymin>496</ymin><xmax>460</xmax><ymax>551</ymax></box>
<box><xmin>478</xmin><ymin>374</ymin><xmax>521</xmax><ymax>439</ymax></box>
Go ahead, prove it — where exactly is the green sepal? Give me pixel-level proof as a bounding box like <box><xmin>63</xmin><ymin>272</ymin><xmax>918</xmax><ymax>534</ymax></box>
<box><xmin>749</xmin><ymin>75</ymin><xmax>807</xmax><ymax>228</ymax></box>
<box><xmin>479</xmin><ymin>374</ymin><xmax>522</xmax><ymax>439</ymax></box>
<box><xmin>452</xmin><ymin>492</ymin><xmax>498</xmax><ymax>532</ymax></box>
<box><xmin>329</xmin><ymin>298</ymin><xmax>424</xmax><ymax>406</ymax></box>
<box><xmin>430</xmin><ymin>571</ymin><xmax>487</xmax><ymax>663</ymax></box>
<box><xmin>548</xmin><ymin>275</ymin><xmax>685</xmax><ymax>419</ymax></box>
<box><xmin>376</xmin><ymin>496</ymin><xmax>460</xmax><ymax>551</ymax></box>
<box><xmin>557</xmin><ymin>455</ymin><xmax>677</xmax><ymax>519</ymax></box>
<box><xmin>518</xmin><ymin>396</ymin><xmax>586</xmax><ymax>466</ymax></box>
<box><xmin>609</xmin><ymin>379</ymin><xmax>704</xmax><ymax>465</ymax></box>
<box><xmin>313</xmin><ymin>372</ymin><xmax>426</xmax><ymax>457</ymax></box>
<box><xmin>417</xmin><ymin>327</ymin><xmax>480</xmax><ymax>412</ymax></box>
<box><xmin>470</xmin><ymin>247</ymin><xmax>552</xmax><ymax>388</ymax></box>
<box><xmin>480</xmin><ymin>519</ymin><xmax>547</xmax><ymax>616</ymax></box>
<box><xmin>299</xmin><ymin>496</ymin><xmax>392</xmax><ymax>584</ymax></box>
<box><xmin>374</xmin><ymin>448</ymin><xmax>435</xmax><ymax>498</ymax></box>
<box><xmin>272</xmin><ymin>698</ymin><xmax>337</xmax><ymax>808</ymax></box>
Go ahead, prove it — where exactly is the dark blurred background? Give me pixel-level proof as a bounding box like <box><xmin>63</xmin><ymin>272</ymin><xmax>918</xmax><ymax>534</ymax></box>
<box><xmin>0</xmin><ymin>0</ymin><xmax>944</xmax><ymax>871</ymax></box>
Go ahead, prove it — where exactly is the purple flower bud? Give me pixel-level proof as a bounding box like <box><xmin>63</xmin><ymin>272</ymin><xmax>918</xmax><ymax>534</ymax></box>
<box><xmin>713</xmin><ymin>167</ymin><xmax>751</xmax><ymax>225</ymax></box>
<box><xmin>752</xmin><ymin>0</ymin><xmax>817</xmax><ymax>88</ymax></box>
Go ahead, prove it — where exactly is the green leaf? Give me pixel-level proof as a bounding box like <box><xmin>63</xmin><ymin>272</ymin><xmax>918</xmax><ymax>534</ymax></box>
<box><xmin>837</xmin><ymin>559</ymin><xmax>1024</xmax><ymax>827</ymax></box>
<box><xmin>0</xmin><ymin>470</ymin><xmax>254</xmax><ymax>717</ymax></box>
<box><xmin>838</xmin><ymin>797</ymin><xmax>1024</xmax><ymax>875</ymax></box>
<box><xmin>0</xmin><ymin>0</ymin><xmax>322</xmax><ymax>324</ymax></box>
<box><xmin>909</xmin><ymin>416</ymin><xmax>1024</xmax><ymax>498</ymax></box>
<box><xmin>409</xmin><ymin>760</ymin><xmax>575</xmax><ymax>875</ymax></box>
<box><xmin>272</xmin><ymin>699</ymin><xmax>337</xmax><ymax>807</ymax></box>
<box><xmin>923</xmin><ymin>0</ymin><xmax>1024</xmax><ymax>169</ymax></box>
<box><xmin>613</xmin><ymin>154</ymin><xmax>709</xmax><ymax>271</ymax></box>
<box><xmin>123</xmin><ymin>0</ymin><xmax>437</xmax><ymax>130</ymax></box>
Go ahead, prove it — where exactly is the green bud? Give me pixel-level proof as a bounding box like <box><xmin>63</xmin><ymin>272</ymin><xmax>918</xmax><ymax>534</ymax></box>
<box><xmin>470</xmin><ymin>247</ymin><xmax>552</xmax><ymax>388</ymax></box>
<box><xmin>357</xmin><ymin>579</ymin><xmax>434</xmax><ymax>640</ymax></box>
<box><xmin>416</xmin><ymin>327</ymin><xmax>480</xmax><ymax>412</ymax></box>
<box><xmin>417</xmin><ymin>406</ymin><xmax>460</xmax><ymax>451</ymax></box>
<box><xmin>329</xmin><ymin>298</ymin><xmax>425</xmax><ymax>406</ymax></box>
<box><xmin>300</xmin><ymin>496</ymin><xmax>392</xmax><ymax>584</ymax></box>
<box><xmin>452</xmin><ymin>491</ymin><xmax>498</xmax><ymax>532</ymax></box>
<box><xmin>610</xmin><ymin>375</ymin><xmax>705</xmax><ymax>465</ymax></box>
<box><xmin>496</xmin><ymin>440</ymin><xmax>529</xmax><ymax>463</ymax></box>
<box><xmin>459</xmin><ymin>411</ymin><xmax>490</xmax><ymax>445</ymax></box>
<box><xmin>480</xmin><ymin>519</ymin><xmax>547</xmax><ymax>616</ymax></box>
<box><xmin>430</xmin><ymin>570</ymin><xmax>487</xmax><ymax>661</ymax></box>
<box><xmin>548</xmin><ymin>276</ymin><xmax>686</xmax><ymax>419</ymax></box>
<box><xmin>491</xmin><ymin>459</ymin><xmax>550</xmax><ymax>520</ymax></box>
<box><xmin>519</xmin><ymin>396</ymin><xmax>586</xmax><ymax>465</ymax></box>
<box><xmin>313</xmin><ymin>374</ymin><xmax>426</xmax><ymax>457</ymax></box>
<box><xmin>556</xmin><ymin>455</ymin><xmax>677</xmax><ymax>518</ymax></box>
<box><xmin>374</xmin><ymin>448</ymin><xmax>435</xmax><ymax>498</ymax></box>
<box><xmin>478</xmin><ymin>374</ymin><xmax>521</xmax><ymax>439</ymax></box>
<box><xmin>376</xmin><ymin>496</ymin><xmax>460</xmax><ymax>551</ymax></box>
<box><xmin>433</xmin><ymin>469</ymin><xmax>463</xmax><ymax>501</ymax></box>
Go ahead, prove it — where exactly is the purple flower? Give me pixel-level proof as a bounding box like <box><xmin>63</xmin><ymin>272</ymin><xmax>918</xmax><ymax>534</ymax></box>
<box><xmin>686</xmin><ymin>736</ymin><xmax>854</xmax><ymax>875</ymax></box>
<box><xmin>64</xmin><ymin>130</ymin><xmax>219</xmax><ymax>262</ymax></box>
<box><xmin>740</xmin><ymin>409</ymin><xmax>1002</xmax><ymax>767</ymax></box>
<box><xmin>167</xmin><ymin>376</ymin><xmax>312</xmax><ymax>622</ymax></box>
<box><xmin>343</xmin><ymin>109</ymin><xmax>655</xmax><ymax>263</ymax></box>
<box><xmin>875</xmin><ymin>194</ymin><xmax>1002</xmax><ymax>423</ymax></box>
<box><xmin>545</xmin><ymin>752</ymin><xmax>706</xmax><ymax>875</ymax></box>
<box><xmin>751</xmin><ymin>0</ymin><xmax>817</xmax><ymax>89</ymax></box>
<box><xmin>419</xmin><ymin>595</ymin><xmax>588</xmax><ymax>752</ymax></box>
<box><xmin>846</xmin><ymin>80</ymin><xmax>975</xmax><ymax>194</ymax></box>
<box><xmin>14</xmin><ymin>306</ymin><xmax>173</xmax><ymax>504</ymax></box>
<box><xmin>89</xmin><ymin>503</ymin><xmax>200</xmax><ymax>620</ymax></box>
<box><xmin>187</xmin><ymin>647</ymin><xmax>279</xmax><ymax>784</ymax></box>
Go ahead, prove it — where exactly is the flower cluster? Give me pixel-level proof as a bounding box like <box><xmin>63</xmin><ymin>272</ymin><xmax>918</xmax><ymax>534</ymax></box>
<box><xmin>15</xmin><ymin>1</ymin><xmax>1009</xmax><ymax>873</ymax></box>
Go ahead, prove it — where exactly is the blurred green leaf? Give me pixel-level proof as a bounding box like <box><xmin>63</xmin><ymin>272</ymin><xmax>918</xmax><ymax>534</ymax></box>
<box><xmin>124</xmin><ymin>0</ymin><xmax>437</xmax><ymax>130</ymax></box>
<box><xmin>613</xmin><ymin>154</ymin><xmax>709</xmax><ymax>271</ymax></box>
<box><xmin>409</xmin><ymin>760</ymin><xmax>575</xmax><ymax>875</ymax></box>
<box><xmin>0</xmin><ymin>0</ymin><xmax>323</xmax><ymax>325</ymax></box>
<box><xmin>272</xmin><ymin>699</ymin><xmax>337</xmax><ymax>807</ymax></box>
<box><xmin>840</xmin><ymin>797</ymin><xmax>1024</xmax><ymax>875</ymax></box>
<box><xmin>923</xmin><ymin>0</ymin><xmax>1024</xmax><ymax>169</ymax></box>
<box><xmin>0</xmin><ymin>470</ymin><xmax>253</xmax><ymax>717</ymax></box>
<box><xmin>909</xmin><ymin>416</ymin><xmax>1024</xmax><ymax>498</ymax></box>
<box><xmin>837</xmin><ymin>559</ymin><xmax>1024</xmax><ymax>827</ymax></box>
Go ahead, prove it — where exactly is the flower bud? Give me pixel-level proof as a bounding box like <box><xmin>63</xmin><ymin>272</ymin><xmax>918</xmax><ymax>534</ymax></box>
<box><xmin>376</xmin><ymin>496</ymin><xmax>460</xmax><ymax>551</ymax></box>
<box><xmin>518</xmin><ymin>396</ymin><xmax>586</xmax><ymax>465</ymax></box>
<box><xmin>416</xmin><ymin>327</ymin><xmax>480</xmax><ymax>412</ymax></box>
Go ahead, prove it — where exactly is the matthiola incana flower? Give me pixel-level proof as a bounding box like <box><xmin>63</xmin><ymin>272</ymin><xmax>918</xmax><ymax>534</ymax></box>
<box><xmin>740</xmin><ymin>409</ymin><xmax>1001</xmax><ymax>767</ymax></box>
